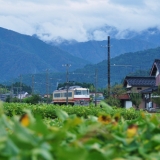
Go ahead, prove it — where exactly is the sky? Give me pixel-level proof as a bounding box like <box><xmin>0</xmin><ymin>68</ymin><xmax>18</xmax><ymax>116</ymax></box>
<box><xmin>0</xmin><ymin>0</ymin><xmax>160</xmax><ymax>42</ymax></box>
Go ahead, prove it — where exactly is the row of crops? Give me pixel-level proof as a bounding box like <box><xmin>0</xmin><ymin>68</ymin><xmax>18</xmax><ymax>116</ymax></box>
<box><xmin>3</xmin><ymin>102</ymin><xmax>140</xmax><ymax>120</ymax></box>
<box><xmin>1</xmin><ymin>102</ymin><xmax>160</xmax><ymax>159</ymax></box>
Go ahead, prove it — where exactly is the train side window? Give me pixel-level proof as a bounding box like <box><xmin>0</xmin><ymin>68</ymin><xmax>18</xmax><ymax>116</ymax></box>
<box><xmin>68</xmin><ymin>92</ymin><xmax>72</xmax><ymax>97</ymax></box>
<box><xmin>54</xmin><ymin>93</ymin><xmax>60</xmax><ymax>97</ymax></box>
<box><xmin>60</xmin><ymin>93</ymin><xmax>62</xmax><ymax>97</ymax></box>
<box><xmin>61</xmin><ymin>93</ymin><xmax>66</xmax><ymax>97</ymax></box>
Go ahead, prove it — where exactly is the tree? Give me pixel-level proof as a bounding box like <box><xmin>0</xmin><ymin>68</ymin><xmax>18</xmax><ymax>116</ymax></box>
<box><xmin>130</xmin><ymin>93</ymin><xmax>142</xmax><ymax>109</ymax></box>
<box><xmin>23</xmin><ymin>94</ymin><xmax>41</xmax><ymax>104</ymax></box>
<box><xmin>104</xmin><ymin>96</ymin><xmax>121</xmax><ymax>107</ymax></box>
<box><xmin>111</xmin><ymin>84</ymin><xmax>126</xmax><ymax>98</ymax></box>
<box><xmin>104</xmin><ymin>84</ymin><xmax>126</xmax><ymax>107</ymax></box>
<box><xmin>0</xmin><ymin>86</ymin><xmax>8</xmax><ymax>94</ymax></box>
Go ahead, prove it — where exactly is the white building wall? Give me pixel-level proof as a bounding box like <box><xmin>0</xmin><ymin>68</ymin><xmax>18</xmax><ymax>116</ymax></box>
<box><xmin>125</xmin><ymin>101</ymin><xmax>132</xmax><ymax>109</ymax></box>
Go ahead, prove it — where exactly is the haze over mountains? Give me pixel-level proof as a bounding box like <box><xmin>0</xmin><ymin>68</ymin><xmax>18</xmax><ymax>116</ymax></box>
<box><xmin>49</xmin><ymin>27</ymin><xmax>160</xmax><ymax>63</ymax></box>
<box><xmin>0</xmin><ymin>26</ymin><xmax>160</xmax><ymax>93</ymax></box>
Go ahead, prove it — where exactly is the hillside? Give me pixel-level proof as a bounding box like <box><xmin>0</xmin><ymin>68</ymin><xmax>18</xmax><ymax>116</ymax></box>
<box><xmin>16</xmin><ymin>47</ymin><xmax>160</xmax><ymax>94</ymax></box>
<box><xmin>74</xmin><ymin>47</ymin><xmax>160</xmax><ymax>87</ymax></box>
<box><xmin>54</xmin><ymin>39</ymin><xmax>158</xmax><ymax>64</ymax></box>
<box><xmin>0</xmin><ymin>27</ymin><xmax>89</xmax><ymax>81</ymax></box>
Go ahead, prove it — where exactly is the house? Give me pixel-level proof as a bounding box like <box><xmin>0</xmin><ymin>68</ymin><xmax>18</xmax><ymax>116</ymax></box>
<box><xmin>123</xmin><ymin>76</ymin><xmax>155</xmax><ymax>109</ymax></box>
<box><xmin>121</xmin><ymin>59</ymin><xmax>160</xmax><ymax>109</ymax></box>
<box><xmin>150</xmin><ymin>59</ymin><xmax>160</xmax><ymax>86</ymax></box>
<box><xmin>140</xmin><ymin>59</ymin><xmax>160</xmax><ymax>110</ymax></box>
<box><xmin>17</xmin><ymin>91</ymin><xmax>29</xmax><ymax>99</ymax></box>
<box><xmin>0</xmin><ymin>93</ymin><xmax>11</xmax><ymax>101</ymax></box>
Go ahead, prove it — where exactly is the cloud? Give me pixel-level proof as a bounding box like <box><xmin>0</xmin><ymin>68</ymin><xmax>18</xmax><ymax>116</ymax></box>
<box><xmin>109</xmin><ymin>0</ymin><xmax>145</xmax><ymax>7</ymax></box>
<box><xmin>0</xmin><ymin>0</ymin><xmax>160</xmax><ymax>42</ymax></box>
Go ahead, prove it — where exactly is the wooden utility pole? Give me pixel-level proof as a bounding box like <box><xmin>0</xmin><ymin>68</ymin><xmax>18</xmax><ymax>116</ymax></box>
<box><xmin>108</xmin><ymin>36</ymin><xmax>110</xmax><ymax>97</ymax></box>
<box><xmin>62</xmin><ymin>64</ymin><xmax>71</xmax><ymax>105</ymax></box>
<box><xmin>46</xmin><ymin>69</ymin><xmax>49</xmax><ymax>104</ymax></box>
<box><xmin>20</xmin><ymin>75</ymin><xmax>22</xmax><ymax>102</ymax></box>
<box><xmin>95</xmin><ymin>68</ymin><xmax>98</xmax><ymax>106</ymax></box>
<box><xmin>32</xmin><ymin>75</ymin><xmax>34</xmax><ymax>95</ymax></box>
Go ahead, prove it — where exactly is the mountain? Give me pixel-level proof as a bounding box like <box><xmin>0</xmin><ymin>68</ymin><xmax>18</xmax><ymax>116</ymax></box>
<box><xmin>1</xmin><ymin>26</ymin><xmax>160</xmax><ymax>94</ymax></box>
<box><xmin>54</xmin><ymin>39</ymin><xmax>157</xmax><ymax>64</ymax></box>
<box><xmin>49</xmin><ymin>27</ymin><xmax>160</xmax><ymax>64</ymax></box>
<box><xmin>132</xmin><ymin>27</ymin><xmax>160</xmax><ymax>45</ymax></box>
<box><xmin>71</xmin><ymin>47</ymin><xmax>160</xmax><ymax>87</ymax></box>
<box><xmin>0</xmin><ymin>27</ymin><xmax>89</xmax><ymax>81</ymax></box>
<box><xmin>16</xmin><ymin>47</ymin><xmax>160</xmax><ymax>94</ymax></box>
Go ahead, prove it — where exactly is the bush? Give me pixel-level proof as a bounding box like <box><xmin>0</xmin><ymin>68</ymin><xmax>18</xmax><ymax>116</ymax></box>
<box><xmin>104</xmin><ymin>96</ymin><xmax>121</xmax><ymax>107</ymax></box>
<box><xmin>23</xmin><ymin>94</ymin><xmax>41</xmax><ymax>104</ymax></box>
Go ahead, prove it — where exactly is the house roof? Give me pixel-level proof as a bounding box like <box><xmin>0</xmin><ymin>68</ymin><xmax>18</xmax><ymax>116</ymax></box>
<box><xmin>117</xmin><ymin>94</ymin><xmax>129</xmax><ymax>100</ymax></box>
<box><xmin>140</xmin><ymin>86</ymin><xmax>158</xmax><ymax>94</ymax></box>
<box><xmin>150</xmin><ymin>59</ymin><xmax>160</xmax><ymax>76</ymax></box>
<box><xmin>123</xmin><ymin>76</ymin><xmax>155</xmax><ymax>87</ymax></box>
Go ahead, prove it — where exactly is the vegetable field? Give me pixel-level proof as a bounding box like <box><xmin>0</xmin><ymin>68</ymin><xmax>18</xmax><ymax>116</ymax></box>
<box><xmin>1</xmin><ymin>102</ymin><xmax>160</xmax><ymax>160</ymax></box>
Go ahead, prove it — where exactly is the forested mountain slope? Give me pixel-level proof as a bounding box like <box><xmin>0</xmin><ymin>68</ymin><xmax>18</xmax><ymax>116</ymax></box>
<box><xmin>54</xmin><ymin>38</ymin><xmax>158</xmax><ymax>64</ymax></box>
<box><xmin>20</xmin><ymin>47</ymin><xmax>160</xmax><ymax>94</ymax></box>
<box><xmin>0</xmin><ymin>27</ymin><xmax>89</xmax><ymax>81</ymax></box>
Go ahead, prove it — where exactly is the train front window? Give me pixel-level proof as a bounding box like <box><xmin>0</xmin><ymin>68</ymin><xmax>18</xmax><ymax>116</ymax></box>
<box><xmin>82</xmin><ymin>90</ymin><xmax>89</xmax><ymax>95</ymax></box>
<box><xmin>75</xmin><ymin>90</ymin><xmax>81</xmax><ymax>95</ymax></box>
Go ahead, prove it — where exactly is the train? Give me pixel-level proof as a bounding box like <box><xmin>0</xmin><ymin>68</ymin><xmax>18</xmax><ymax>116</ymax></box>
<box><xmin>52</xmin><ymin>86</ymin><xmax>90</xmax><ymax>105</ymax></box>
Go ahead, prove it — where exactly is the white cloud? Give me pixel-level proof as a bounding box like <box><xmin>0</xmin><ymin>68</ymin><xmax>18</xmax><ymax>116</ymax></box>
<box><xmin>0</xmin><ymin>0</ymin><xmax>160</xmax><ymax>42</ymax></box>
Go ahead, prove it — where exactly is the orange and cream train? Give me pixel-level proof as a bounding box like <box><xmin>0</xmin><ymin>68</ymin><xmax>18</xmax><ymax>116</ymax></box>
<box><xmin>52</xmin><ymin>86</ymin><xmax>90</xmax><ymax>105</ymax></box>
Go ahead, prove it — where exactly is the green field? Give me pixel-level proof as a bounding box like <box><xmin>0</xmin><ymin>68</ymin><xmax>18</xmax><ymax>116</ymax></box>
<box><xmin>1</xmin><ymin>102</ymin><xmax>160</xmax><ymax>160</ymax></box>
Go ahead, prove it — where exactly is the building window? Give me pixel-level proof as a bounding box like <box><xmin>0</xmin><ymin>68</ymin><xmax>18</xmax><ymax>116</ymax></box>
<box><xmin>137</xmin><ymin>87</ymin><xmax>142</xmax><ymax>90</ymax></box>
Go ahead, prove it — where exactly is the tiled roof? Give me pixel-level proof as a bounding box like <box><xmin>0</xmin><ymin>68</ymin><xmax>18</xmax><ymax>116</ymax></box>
<box><xmin>140</xmin><ymin>86</ymin><xmax>158</xmax><ymax>94</ymax></box>
<box><xmin>117</xmin><ymin>94</ymin><xmax>129</xmax><ymax>100</ymax></box>
<box><xmin>124</xmin><ymin>76</ymin><xmax>155</xmax><ymax>87</ymax></box>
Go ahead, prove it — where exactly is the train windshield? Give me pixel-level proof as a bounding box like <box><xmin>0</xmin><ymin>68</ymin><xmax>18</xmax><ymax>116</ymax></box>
<box><xmin>74</xmin><ymin>89</ymin><xmax>89</xmax><ymax>95</ymax></box>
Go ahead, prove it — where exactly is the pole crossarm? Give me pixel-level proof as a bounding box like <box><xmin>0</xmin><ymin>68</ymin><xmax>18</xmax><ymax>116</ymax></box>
<box><xmin>111</xmin><ymin>64</ymin><xmax>132</xmax><ymax>67</ymax></box>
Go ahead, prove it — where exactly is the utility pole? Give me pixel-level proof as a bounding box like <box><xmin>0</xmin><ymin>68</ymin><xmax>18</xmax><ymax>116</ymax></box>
<box><xmin>62</xmin><ymin>64</ymin><xmax>71</xmax><ymax>105</ymax></box>
<box><xmin>10</xmin><ymin>82</ymin><xmax>13</xmax><ymax>102</ymax></box>
<box><xmin>46</xmin><ymin>69</ymin><xmax>49</xmax><ymax>104</ymax></box>
<box><xmin>95</xmin><ymin>68</ymin><xmax>98</xmax><ymax>107</ymax></box>
<box><xmin>108</xmin><ymin>36</ymin><xmax>110</xmax><ymax>97</ymax></box>
<box><xmin>32</xmin><ymin>75</ymin><xmax>34</xmax><ymax>95</ymax></box>
<box><xmin>20</xmin><ymin>75</ymin><xmax>22</xmax><ymax>102</ymax></box>
<box><xmin>101</xmin><ymin>36</ymin><xmax>111</xmax><ymax>97</ymax></box>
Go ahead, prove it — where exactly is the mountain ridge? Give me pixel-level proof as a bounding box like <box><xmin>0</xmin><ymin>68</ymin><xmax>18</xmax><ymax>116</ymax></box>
<box><xmin>0</xmin><ymin>27</ymin><xmax>89</xmax><ymax>81</ymax></box>
<box><xmin>46</xmin><ymin>27</ymin><xmax>160</xmax><ymax>64</ymax></box>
